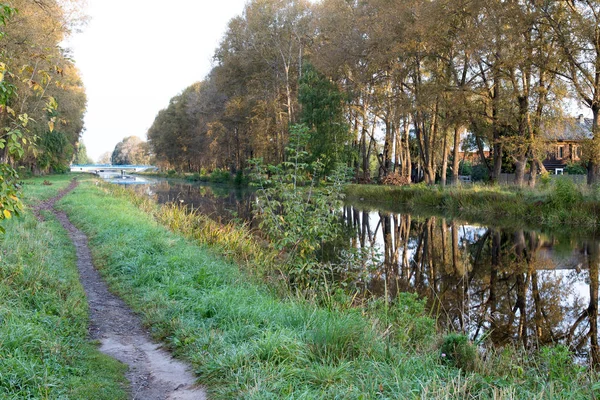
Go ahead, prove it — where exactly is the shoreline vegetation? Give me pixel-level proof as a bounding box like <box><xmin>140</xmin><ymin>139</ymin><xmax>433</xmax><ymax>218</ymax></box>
<box><xmin>345</xmin><ymin>179</ymin><xmax>600</xmax><ymax>237</ymax></box>
<box><xmin>3</xmin><ymin>173</ymin><xmax>597</xmax><ymax>398</ymax></box>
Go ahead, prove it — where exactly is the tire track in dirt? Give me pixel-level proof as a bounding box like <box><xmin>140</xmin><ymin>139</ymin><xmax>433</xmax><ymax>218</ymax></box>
<box><xmin>34</xmin><ymin>179</ymin><xmax>207</xmax><ymax>400</ymax></box>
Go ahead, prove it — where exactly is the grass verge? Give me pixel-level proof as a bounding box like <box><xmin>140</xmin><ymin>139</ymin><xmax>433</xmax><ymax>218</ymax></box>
<box><xmin>53</xmin><ymin>175</ymin><xmax>599</xmax><ymax>399</ymax></box>
<box><xmin>345</xmin><ymin>180</ymin><xmax>600</xmax><ymax>236</ymax></box>
<box><xmin>0</xmin><ymin>176</ymin><xmax>127</xmax><ymax>399</ymax></box>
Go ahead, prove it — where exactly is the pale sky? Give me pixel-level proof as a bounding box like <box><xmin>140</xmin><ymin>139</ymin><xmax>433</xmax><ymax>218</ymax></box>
<box><xmin>67</xmin><ymin>0</ymin><xmax>249</xmax><ymax>162</ymax></box>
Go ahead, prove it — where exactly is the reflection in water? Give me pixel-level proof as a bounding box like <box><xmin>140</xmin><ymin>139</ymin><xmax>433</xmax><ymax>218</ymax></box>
<box><xmin>344</xmin><ymin>207</ymin><xmax>599</xmax><ymax>366</ymax></box>
<box><xmin>104</xmin><ymin>174</ymin><xmax>598</xmax><ymax>366</ymax></box>
<box><xmin>117</xmin><ymin>178</ymin><xmax>255</xmax><ymax>224</ymax></box>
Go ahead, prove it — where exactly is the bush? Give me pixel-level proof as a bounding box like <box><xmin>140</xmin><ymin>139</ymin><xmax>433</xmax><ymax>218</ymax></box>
<box><xmin>565</xmin><ymin>162</ymin><xmax>587</xmax><ymax>175</ymax></box>
<box><xmin>234</xmin><ymin>171</ymin><xmax>248</xmax><ymax>186</ymax></box>
<box><xmin>550</xmin><ymin>177</ymin><xmax>582</xmax><ymax>209</ymax></box>
<box><xmin>388</xmin><ymin>293</ymin><xmax>436</xmax><ymax>349</ymax></box>
<box><xmin>539</xmin><ymin>345</ymin><xmax>583</xmax><ymax>383</ymax></box>
<box><xmin>471</xmin><ymin>164</ymin><xmax>489</xmax><ymax>182</ymax></box>
<box><xmin>439</xmin><ymin>333</ymin><xmax>478</xmax><ymax>372</ymax></box>
<box><xmin>458</xmin><ymin>160</ymin><xmax>472</xmax><ymax>176</ymax></box>
<box><xmin>209</xmin><ymin>168</ymin><xmax>231</xmax><ymax>183</ymax></box>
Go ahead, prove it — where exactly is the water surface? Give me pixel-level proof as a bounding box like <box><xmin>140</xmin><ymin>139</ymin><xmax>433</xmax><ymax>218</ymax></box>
<box><xmin>103</xmin><ymin>173</ymin><xmax>599</xmax><ymax>366</ymax></box>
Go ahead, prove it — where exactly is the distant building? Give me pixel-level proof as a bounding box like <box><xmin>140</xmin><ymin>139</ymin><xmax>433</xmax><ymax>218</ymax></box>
<box><xmin>542</xmin><ymin>114</ymin><xmax>592</xmax><ymax>174</ymax></box>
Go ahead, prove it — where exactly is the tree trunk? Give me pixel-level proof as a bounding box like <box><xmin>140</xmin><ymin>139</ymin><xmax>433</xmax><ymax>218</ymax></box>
<box><xmin>588</xmin><ymin>106</ymin><xmax>600</xmax><ymax>185</ymax></box>
<box><xmin>441</xmin><ymin>128</ymin><xmax>449</xmax><ymax>187</ymax></box>
<box><xmin>451</xmin><ymin>125</ymin><xmax>462</xmax><ymax>185</ymax></box>
<box><xmin>514</xmin><ymin>156</ymin><xmax>527</xmax><ymax>187</ymax></box>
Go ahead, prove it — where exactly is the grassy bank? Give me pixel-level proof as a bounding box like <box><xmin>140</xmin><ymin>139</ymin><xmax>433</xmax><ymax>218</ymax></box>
<box><xmin>345</xmin><ymin>180</ymin><xmax>600</xmax><ymax>235</ymax></box>
<box><xmin>137</xmin><ymin>168</ymin><xmax>248</xmax><ymax>185</ymax></box>
<box><xmin>51</xmin><ymin>175</ymin><xmax>598</xmax><ymax>399</ymax></box>
<box><xmin>0</xmin><ymin>176</ymin><xmax>127</xmax><ymax>399</ymax></box>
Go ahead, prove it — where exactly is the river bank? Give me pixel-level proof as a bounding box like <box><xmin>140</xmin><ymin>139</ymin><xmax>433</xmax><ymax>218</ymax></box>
<box><xmin>2</xmin><ymin>174</ymin><xmax>599</xmax><ymax>398</ymax></box>
<box><xmin>345</xmin><ymin>180</ymin><xmax>600</xmax><ymax>236</ymax></box>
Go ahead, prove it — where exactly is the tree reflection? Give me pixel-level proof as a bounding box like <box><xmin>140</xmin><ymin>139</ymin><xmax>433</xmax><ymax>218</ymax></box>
<box><xmin>347</xmin><ymin>207</ymin><xmax>599</xmax><ymax>366</ymax></box>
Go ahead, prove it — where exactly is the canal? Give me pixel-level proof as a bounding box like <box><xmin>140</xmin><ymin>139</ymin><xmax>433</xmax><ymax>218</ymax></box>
<box><xmin>102</xmin><ymin>173</ymin><xmax>599</xmax><ymax>366</ymax></box>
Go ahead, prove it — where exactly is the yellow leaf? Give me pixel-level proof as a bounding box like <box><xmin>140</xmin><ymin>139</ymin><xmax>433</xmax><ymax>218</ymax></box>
<box><xmin>3</xmin><ymin>209</ymin><xmax>11</xmax><ymax>219</ymax></box>
<box><xmin>48</xmin><ymin>120</ymin><xmax>54</xmax><ymax>132</ymax></box>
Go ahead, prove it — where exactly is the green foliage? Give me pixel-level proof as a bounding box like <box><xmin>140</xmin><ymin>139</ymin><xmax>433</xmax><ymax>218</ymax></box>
<box><xmin>565</xmin><ymin>162</ymin><xmax>586</xmax><ymax>175</ymax></box>
<box><xmin>234</xmin><ymin>170</ymin><xmax>248</xmax><ymax>186</ymax></box>
<box><xmin>471</xmin><ymin>164</ymin><xmax>489</xmax><ymax>182</ymax></box>
<box><xmin>250</xmin><ymin>124</ymin><xmax>349</xmax><ymax>289</ymax></box>
<box><xmin>373</xmin><ymin>292</ymin><xmax>436</xmax><ymax>350</ymax></box>
<box><xmin>539</xmin><ymin>171</ymin><xmax>551</xmax><ymax>189</ymax></box>
<box><xmin>74</xmin><ymin>141</ymin><xmax>93</xmax><ymax>164</ymax></box>
<box><xmin>37</xmin><ymin>130</ymin><xmax>74</xmax><ymax>173</ymax></box>
<box><xmin>52</xmin><ymin>175</ymin><xmax>600</xmax><ymax>398</ymax></box>
<box><xmin>458</xmin><ymin>160</ymin><xmax>472</xmax><ymax>176</ymax></box>
<box><xmin>439</xmin><ymin>333</ymin><xmax>478</xmax><ymax>372</ymax></box>
<box><xmin>209</xmin><ymin>168</ymin><xmax>231</xmax><ymax>183</ymax></box>
<box><xmin>539</xmin><ymin>345</ymin><xmax>583</xmax><ymax>384</ymax></box>
<box><xmin>550</xmin><ymin>177</ymin><xmax>582</xmax><ymax>209</ymax></box>
<box><xmin>299</xmin><ymin>63</ymin><xmax>352</xmax><ymax>174</ymax></box>
<box><xmin>0</xmin><ymin>163</ymin><xmax>21</xmax><ymax>233</ymax></box>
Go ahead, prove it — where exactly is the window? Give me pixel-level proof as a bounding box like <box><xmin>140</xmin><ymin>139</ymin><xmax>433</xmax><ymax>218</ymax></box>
<box><xmin>555</xmin><ymin>168</ymin><xmax>564</xmax><ymax>175</ymax></box>
<box><xmin>558</xmin><ymin>146</ymin><xmax>564</xmax><ymax>159</ymax></box>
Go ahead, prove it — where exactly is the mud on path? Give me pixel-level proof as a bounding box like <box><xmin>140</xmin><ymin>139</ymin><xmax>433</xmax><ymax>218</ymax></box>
<box><xmin>34</xmin><ymin>179</ymin><xmax>207</xmax><ymax>400</ymax></box>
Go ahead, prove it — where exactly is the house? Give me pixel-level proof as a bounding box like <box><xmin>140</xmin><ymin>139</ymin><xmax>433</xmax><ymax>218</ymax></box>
<box><xmin>542</xmin><ymin>114</ymin><xmax>593</xmax><ymax>174</ymax></box>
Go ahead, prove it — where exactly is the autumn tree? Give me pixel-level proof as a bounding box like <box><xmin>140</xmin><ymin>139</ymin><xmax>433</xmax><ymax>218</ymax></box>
<box><xmin>543</xmin><ymin>1</ymin><xmax>600</xmax><ymax>184</ymax></box>
<box><xmin>111</xmin><ymin>136</ymin><xmax>150</xmax><ymax>165</ymax></box>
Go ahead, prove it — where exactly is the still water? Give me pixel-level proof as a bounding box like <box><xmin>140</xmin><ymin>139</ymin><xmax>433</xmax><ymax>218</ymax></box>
<box><xmin>104</xmin><ymin>174</ymin><xmax>599</xmax><ymax>365</ymax></box>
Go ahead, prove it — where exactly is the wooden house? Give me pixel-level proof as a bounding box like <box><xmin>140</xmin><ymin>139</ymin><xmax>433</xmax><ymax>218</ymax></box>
<box><xmin>542</xmin><ymin>115</ymin><xmax>592</xmax><ymax>174</ymax></box>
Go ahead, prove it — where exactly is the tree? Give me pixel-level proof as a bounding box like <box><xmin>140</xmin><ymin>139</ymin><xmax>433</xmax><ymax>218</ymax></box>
<box><xmin>73</xmin><ymin>140</ymin><xmax>92</xmax><ymax>164</ymax></box>
<box><xmin>111</xmin><ymin>136</ymin><xmax>150</xmax><ymax>165</ymax></box>
<box><xmin>97</xmin><ymin>151</ymin><xmax>111</xmax><ymax>164</ymax></box>
<box><xmin>299</xmin><ymin>63</ymin><xmax>351</xmax><ymax>174</ymax></box>
<box><xmin>543</xmin><ymin>1</ymin><xmax>600</xmax><ymax>184</ymax></box>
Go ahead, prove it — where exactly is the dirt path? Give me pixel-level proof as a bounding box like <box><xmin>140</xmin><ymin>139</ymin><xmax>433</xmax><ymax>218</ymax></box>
<box><xmin>34</xmin><ymin>179</ymin><xmax>207</xmax><ymax>400</ymax></box>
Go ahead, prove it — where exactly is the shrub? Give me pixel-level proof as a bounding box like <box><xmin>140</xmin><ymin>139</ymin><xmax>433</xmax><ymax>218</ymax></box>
<box><xmin>439</xmin><ymin>333</ymin><xmax>478</xmax><ymax>372</ymax></box>
<box><xmin>539</xmin><ymin>172</ymin><xmax>551</xmax><ymax>189</ymax></box>
<box><xmin>458</xmin><ymin>160</ymin><xmax>472</xmax><ymax>176</ymax></box>
<box><xmin>209</xmin><ymin>168</ymin><xmax>231</xmax><ymax>183</ymax></box>
<box><xmin>471</xmin><ymin>164</ymin><xmax>489</xmax><ymax>182</ymax></box>
<box><xmin>550</xmin><ymin>177</ymin><xmax>582</xmax><ymax>209</ymax></box>
<box><xmin>565</xmin><ymin>162</ymin><xmax>587</xmax><ymax>175</ymax></box>
<box><xmin>234</xmin><ymin>171</ymin><xmax>248</xmax><ymax>186</ymax></box>
<box><xmin>539</xmin><ymin>345</ymin><xmax>583</xmax><ymax>383</ymax></box>
<box><xmin>388</xmin><ymin>293</ymin><xmax>436</xmax><ymax>349</ymax></box>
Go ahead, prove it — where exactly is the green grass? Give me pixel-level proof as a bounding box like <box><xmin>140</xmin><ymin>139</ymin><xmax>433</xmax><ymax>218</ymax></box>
<box><xmin>50</xmin><ymin>175</ymin><xmax>599</xmax><ymax>399</ymax></box>
<box><xmin>345</xmin><ymin>181</ymin><xmax>600</xmax><ymax>236</ymax></box>
<box><xmin>0</xmin><ymin>176</ymin><xmax>127</xmax><ymax>399</ymax></box>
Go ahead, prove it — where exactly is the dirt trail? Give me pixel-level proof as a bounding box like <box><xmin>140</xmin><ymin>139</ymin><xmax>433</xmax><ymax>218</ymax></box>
<box><xmin>34</xmin><ymin>179</ymin><xmax>207</xmax><ymax>400</ymax></box>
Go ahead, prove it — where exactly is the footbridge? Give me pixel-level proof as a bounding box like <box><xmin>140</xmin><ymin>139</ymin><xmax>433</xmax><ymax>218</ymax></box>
<box><xmin>70</xmin><ymin>164</ymin><xmax>157</xmax><ymax>174</ymax></box>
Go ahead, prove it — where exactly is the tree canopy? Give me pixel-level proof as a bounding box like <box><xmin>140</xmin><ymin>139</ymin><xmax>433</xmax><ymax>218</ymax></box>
<box><xmin>111</xmin><ymin>136</ymin><xmax>150</xmax><ymax>165</ymax></box>
<box><xmin>146</xmin><ymin>0</ymin><xmax>599</xmax><ymax>186</ymax></box>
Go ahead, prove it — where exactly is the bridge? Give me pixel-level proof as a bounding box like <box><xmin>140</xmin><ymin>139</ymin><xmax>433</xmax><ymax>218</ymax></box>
<box><xmin>70</xmin><ymin>164</ymin><xmax>158</xmax><ymax>174</ymax></box>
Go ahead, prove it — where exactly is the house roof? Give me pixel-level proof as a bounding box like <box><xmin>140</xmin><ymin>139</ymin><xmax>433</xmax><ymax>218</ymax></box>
<box><xmin>543</xmin><ymin>115</ymin><xmax>593</xmax><ymax>141</ymax></box>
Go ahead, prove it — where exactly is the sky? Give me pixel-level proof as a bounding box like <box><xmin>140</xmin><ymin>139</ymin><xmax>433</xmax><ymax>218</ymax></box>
<box><xmin>67</xmin><ymin>0</ymin><xmax>249</xmax><ymax>162</ymax></box>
